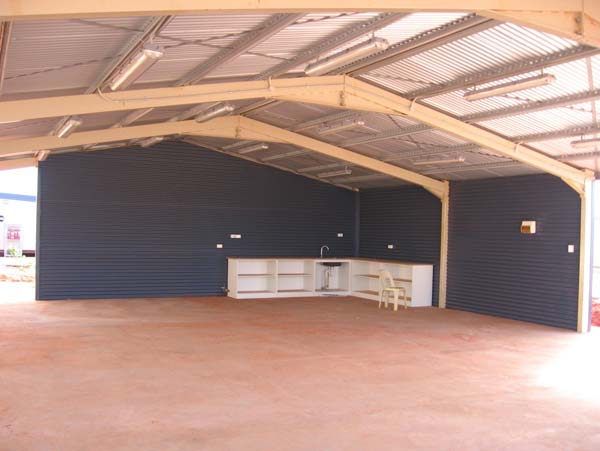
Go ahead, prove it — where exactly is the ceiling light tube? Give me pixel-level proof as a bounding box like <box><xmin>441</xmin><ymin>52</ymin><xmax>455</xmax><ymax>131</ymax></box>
<box><xmin>237</xmin><ymin>143</ymin><xmax>269</xmax><ymax>154</ymax></box>
<box><xmin>139</xmin><ymin>136</ymin><xmax>164</xmax><ymax>148</ymax></box>
<box><xmin>317</xmin><ymin>168</ymin><xmax>352</xmax><ymax>178</ymax></box>
<box><xmin>464</xmin><ymin>74</ymin><xmax>556</xmax><ymax>101</ymax></box>
<box><xmin>305</xmin><ymin>38</ymin><xmax>390</xmax><ymax>76</ymax></box>
<box><xmin>109</xmin><ymin>44</ymin><xmax>164</xmax><ymax>91</ymax></box>
<box><xmin>318</xmin><ymin>120</ymin><xmax>365</xmax><ymax>135</ymax></box>
<box><xmin>194</xmin><ymin>104</ymin><xmax>235</xmax><ymax>123</ymax></box>
<box><xmin>412</xmin><ymin>156</ymin><xmax>465</xmax><ymax>166</ymax></box>
<box><xmin>88</xmin><ymin>142</ymin><xmax>128</xmax><ymax>151</ymax></box>
<box><xmin>570</xmin><ymin>137</ymin><xmax>600</xmax><ymax>150</ymax></box>
<box><xmin>55</xmin><ymin>116</ymin><xmax>82</xmax><ymax>138</ymax></box>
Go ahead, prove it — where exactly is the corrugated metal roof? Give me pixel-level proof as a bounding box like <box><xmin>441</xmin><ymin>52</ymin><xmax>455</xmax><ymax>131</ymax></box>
<box><xmin>251</xmin><ymin>13</ymin><xmax>380</xmax><ymax>56</ymax></box>
<box><xmin>287</xmin><ymin>12</ymin><xmax>469</xmax><ymax>73</ymax></box>
<box><xmin>0</xmin><ymin>118</ymin><xmax>56</xmax><ymax>140</ymax></box>
<box><xmin>423</xmin><ymin>59</ymin><xmax>591</xmax><ymax>116</ymax></box>
<box><xmin>1</xmin><ymin>11</ymin><xmax>597</xmax><ymax>187</ymax></box>
<box><xmin>478</xmin><ymin>109</ymin><xmax>593</xmax><ymax>138</ymax></box>
<box><xmin>363</xmin><ymin>22</ymin><xmax>578</xmax><ymax>93</ymax></box>
<box><xmin>4</xmin><ymin>18</ymin><xmax>150</xmax><ymax>94</ymax></box>
<box><xmin>136</xmin><ymin>14</ymin><xmax>274</xmax><ymax>84</ymax></box>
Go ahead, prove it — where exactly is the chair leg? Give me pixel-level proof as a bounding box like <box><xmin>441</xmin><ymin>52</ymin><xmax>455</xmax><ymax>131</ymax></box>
<box><xmin>393</xmin><ymin>290</ymin><xmax>399</xmax><ymax>311</ymax></box>
<box><xmin>403</xmin><ymin>289</ymin><xmax>408</xmax><ymax>309</ymax></box>
<box><xmin>378</xmin><ymin>291</ymin><xmax>382</xmax><ymax>309</ymax></box>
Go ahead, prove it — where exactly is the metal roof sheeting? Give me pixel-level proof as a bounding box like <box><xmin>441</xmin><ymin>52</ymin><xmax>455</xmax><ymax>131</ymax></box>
<box><xmin>0</xmin><ymin>11</ymin><xmax>597</xmax><ymax>186</ymax></box>
<box><xmin>423</xmin><ymin>59</ymin><xmax>592</xmax><ymax>116</ymax></box>
<box><xmin>136</xmin><ymin>14</ymin><xmax>274</xmax><ymax>84</ymax></box>
<box><xmin>5</xmin><ymin>18</ymin><xmax>150</xmax><ymax>94</ymax></box>
<box><xmin>251</xmin><ymin>13</ymin><xmax>380</xmax><ymax>56</ymax></box>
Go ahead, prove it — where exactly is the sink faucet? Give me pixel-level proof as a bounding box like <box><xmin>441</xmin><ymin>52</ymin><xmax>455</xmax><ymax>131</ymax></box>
<box><xmin>320</xmin><ymin>245</ymin><xmax>330</xmax><ymax>259</ymax></box>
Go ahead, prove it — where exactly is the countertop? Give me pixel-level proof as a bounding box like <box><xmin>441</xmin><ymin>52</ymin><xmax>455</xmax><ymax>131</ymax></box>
<box><xmin>227</xmin><ymin>256</ymin><xmax>432</xmax><ymax>266</ymax></box>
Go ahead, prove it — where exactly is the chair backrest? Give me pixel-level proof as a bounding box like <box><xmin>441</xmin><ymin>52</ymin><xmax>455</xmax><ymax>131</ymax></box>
<box><xmin>379</xmin><ymin>270</ymin><xmax>395</xmax><ymax>290</ymax></box>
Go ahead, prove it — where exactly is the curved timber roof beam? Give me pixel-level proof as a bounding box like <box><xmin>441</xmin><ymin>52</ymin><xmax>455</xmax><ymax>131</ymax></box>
<box><xmin>0</xmin><ymin>75</ymin><xmax>592</xmax><ymax>192</ymax></box>
<box><xmin>0</xmin><ymin>114</ymin><xmax>448</xmax><ymax>198</ymax></box>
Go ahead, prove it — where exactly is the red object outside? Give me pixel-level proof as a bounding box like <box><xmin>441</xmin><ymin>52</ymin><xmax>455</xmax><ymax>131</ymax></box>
<box><xmin>593</xmin><ymin>299</ymin><xmax>600</xmax><ymax>327</ymax></box>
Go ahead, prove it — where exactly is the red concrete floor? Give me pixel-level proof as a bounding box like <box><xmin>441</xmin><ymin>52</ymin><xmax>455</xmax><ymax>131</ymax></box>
<box><xmin>1</xmin><ymin>296</ymin><xmax>600</xmax><ymax>450</ymax></box>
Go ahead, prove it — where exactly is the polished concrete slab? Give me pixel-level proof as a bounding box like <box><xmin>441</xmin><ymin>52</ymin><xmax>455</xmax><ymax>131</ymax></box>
<box><xmin>1</xmin><ymin>296</ymin><xmax>599</xmax><ymax>450</ymax></box>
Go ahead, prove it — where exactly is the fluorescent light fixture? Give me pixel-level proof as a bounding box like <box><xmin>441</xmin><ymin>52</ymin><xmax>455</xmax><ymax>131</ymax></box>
<box><xmin>55</xmin><ymin>116</ymin><xmax>82</xmax><ymax>138</ymax></box>
<box><xmin>237</xmin><ymin>143</ymin><xmax>269</xmax><ymax>154</ymax></box>
<box><xmin>195</xmin><ymin>104</ymin><xmax>235</xmax><ymax>123</ymax></box>
<box><xmin>317</xmin><ymin>168</ymin><xmax>352</xmax><ymax>178</ymax></box>
<box><xmin>305</xmin><ymin>38</ymin><xmax>390</xmax><ymax>76</ymax></box>
<box><xmin>109</xmin><ymin>44</ymin><xmax>164</xmax><ymax>91</ymax></box>
<box><xmin>139</xmin><ymin>136</ymin><xmax>164</xmax><ymax>148</ymax></box>
<box><xmin>318</xmin><ymin>120</ymin><xmax>365</xmax><ymax>135</ymax></box>
<box><xmin>464</xmin><ymin>74</ymin><xmax>556</xmax><ymax>101</ymax></box>
<box><xmin>570</xmin><ymin>137</ymin><xmax>600</xmax><ymax>150</ymax></box>
<box><xmin>87</xmin><ymin>142</ymin><xmax>127</xmax><ymax>151</ymax></box>
<box><xmin>413</xmin><ymin>156</ymin><xmax>465</xmax><ymax>166</ymax></box>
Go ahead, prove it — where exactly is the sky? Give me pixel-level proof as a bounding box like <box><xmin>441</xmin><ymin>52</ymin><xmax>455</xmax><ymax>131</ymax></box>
<box><xmin>0</xmin><ymin>167</ymin><xmax>38</xmax><ymax>196</ymax></box>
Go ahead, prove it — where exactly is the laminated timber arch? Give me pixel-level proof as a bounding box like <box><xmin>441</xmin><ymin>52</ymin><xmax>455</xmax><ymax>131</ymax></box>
<box><xmin>0</xmin><ymin>76</ymin><xmax>592</xmax><ymax>193</ymax></box>
<box><xmin>0</xmin><ymin>115</ymin><xmax>448</xmax><ymax>198</ymax></box>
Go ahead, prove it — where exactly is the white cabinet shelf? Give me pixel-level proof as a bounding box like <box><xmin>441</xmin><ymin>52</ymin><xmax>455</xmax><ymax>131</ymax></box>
<box><xmin>239</xmin><ymin>273</ymin><xmax>275</xmax><ymax>277</ymax></box>
<box><xmin>228</xmin><ymin>258</ymin><xmax>433</xmax><ymax>306</ymax></box>
<box><xmin>278</xmin><ymin>273</ymin><xmax>312</xmax><ymax>276</ymax></box>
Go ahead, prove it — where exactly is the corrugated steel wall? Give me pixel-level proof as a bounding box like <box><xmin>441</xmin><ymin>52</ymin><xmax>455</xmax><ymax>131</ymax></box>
<box><xmin>447</xmin><ymin>174</ymin><xmax>580</xmax><ymax>330</ymax></box>
<box><xmin>358</xmin><ymin>186</ymin><xmax>441</xmax><ymax>306</ymax></box>
<box><xmin>37</xmin><ymin>142</ymin><xmax>356</xmax><ymax>300</ymax></box>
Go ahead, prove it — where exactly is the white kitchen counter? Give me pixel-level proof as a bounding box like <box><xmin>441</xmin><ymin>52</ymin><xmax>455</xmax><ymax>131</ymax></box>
<box><xmin>227</xmin><ymin>257</ymin><xmax>433</xmax><ymax>307</ymax></box>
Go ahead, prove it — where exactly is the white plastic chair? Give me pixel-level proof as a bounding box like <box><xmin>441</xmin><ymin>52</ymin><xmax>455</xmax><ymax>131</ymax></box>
<box><xmin>379</xmin><ymin>270</ymin><xmax>408</xmax><ymax>311</ymax></box>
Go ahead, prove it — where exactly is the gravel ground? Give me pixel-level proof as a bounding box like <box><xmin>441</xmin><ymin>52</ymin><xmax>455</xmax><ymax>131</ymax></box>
<box><xmin>0</xmin><ymin>257</ymin><xmax>35</xmax><ymax>302</ymax></box>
